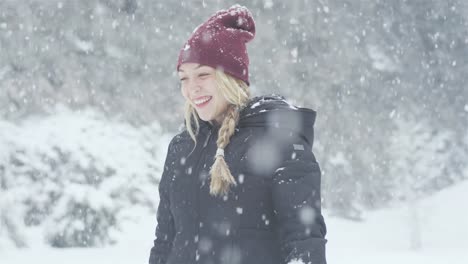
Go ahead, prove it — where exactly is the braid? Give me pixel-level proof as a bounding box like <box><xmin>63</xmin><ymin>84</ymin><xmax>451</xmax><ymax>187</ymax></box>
<box><xmin>218</xmin><ymin>106</ymin><xmax>239</xmax><ymax>148</ymax></box>
<box><xmin>209</xmin><ymin>105</ymin><xmax>239</xmax><ymax>196</ymax></box>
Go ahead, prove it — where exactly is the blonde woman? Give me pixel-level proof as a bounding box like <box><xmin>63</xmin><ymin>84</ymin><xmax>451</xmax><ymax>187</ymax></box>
<box><xmin>149</xmin><ymin>5</ymin><xmax>327</xmax><ymax>264</ymax></box>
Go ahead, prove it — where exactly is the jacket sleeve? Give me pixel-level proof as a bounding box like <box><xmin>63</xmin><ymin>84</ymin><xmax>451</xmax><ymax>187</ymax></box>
<box><xmin>149</xmin><ymin>140</ymin><xmax>176</xmax><ymax>264</ymax></box>
<box><xmin>272</xmin><ymin>136</ymin><xmax>327</xmax><ymax>264</ymax></box>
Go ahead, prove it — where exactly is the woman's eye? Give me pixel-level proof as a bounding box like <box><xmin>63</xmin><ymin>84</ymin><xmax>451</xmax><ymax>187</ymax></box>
<box><xmin>199</xmin><ymin>73</ymin><xmax>210</xmax><ymax>77</ymax></box>
<box><xmin>180</xmin><ymin>77</ymin><xmax>187</xmax><ymax>82</ymax></box>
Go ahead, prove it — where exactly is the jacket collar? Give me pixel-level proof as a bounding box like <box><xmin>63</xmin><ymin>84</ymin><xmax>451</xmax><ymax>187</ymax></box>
<box><xmin>185</xmin><ymin>94</ymin><xmax>317</xmax><ymax>145</ymax></box>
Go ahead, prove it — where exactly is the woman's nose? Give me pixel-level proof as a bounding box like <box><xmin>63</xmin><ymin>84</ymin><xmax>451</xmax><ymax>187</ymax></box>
<box><xmin>187</xmin><ymin>79</ymin><xmax>201</xmax><ymax>93</ymax></box>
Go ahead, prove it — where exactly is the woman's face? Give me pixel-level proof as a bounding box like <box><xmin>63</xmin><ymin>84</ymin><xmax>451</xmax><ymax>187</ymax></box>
<box><xmin>178</xmin><ymin>63</ymin><xmax>229</xmax><ymax>125</ymax></box>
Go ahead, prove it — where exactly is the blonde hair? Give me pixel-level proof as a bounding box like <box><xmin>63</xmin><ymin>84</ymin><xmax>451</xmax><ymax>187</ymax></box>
<box><xmin>183</xmin><ymin>69</ymin><xmax>250</xmax><ymax>196</ymax></box>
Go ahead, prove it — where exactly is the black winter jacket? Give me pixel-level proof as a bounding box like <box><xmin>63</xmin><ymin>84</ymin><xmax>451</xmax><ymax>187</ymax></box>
<box><xmin>149</xmin><ymin>94</ymin><xmax>327</xmax><ymax>264</ymax></box>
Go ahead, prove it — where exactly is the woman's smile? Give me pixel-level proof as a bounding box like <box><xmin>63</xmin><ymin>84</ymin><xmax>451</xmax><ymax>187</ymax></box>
<box><xmin>193</xmin><ymin>96</ymin><xmax>212</xmax><ymax>107</ymax></box>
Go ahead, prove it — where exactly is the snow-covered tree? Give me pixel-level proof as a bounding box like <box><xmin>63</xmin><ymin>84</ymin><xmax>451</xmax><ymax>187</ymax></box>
<box><xmin>0</xmin><ymin>106</ymin><xmax>170</xmax><ymax>247</ymax></box>
<box><xmin>0</xmin><ymin>121</ymin><xmax>28</xmax><ymax>248</ymax></box>
<box><xmin>389</xmin><ymin>116</ymin><xmax>453</xmax><ymax>249</ymax></box>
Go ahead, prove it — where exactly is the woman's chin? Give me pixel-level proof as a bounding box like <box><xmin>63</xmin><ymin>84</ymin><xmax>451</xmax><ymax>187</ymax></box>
<box><xmin>197</xmin><ymin>114</ymin><xmax>212</xmax><ymax>122</ymax></box>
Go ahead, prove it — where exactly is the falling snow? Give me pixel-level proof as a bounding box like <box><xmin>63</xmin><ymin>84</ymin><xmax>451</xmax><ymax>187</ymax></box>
<box><xmin>0</xmin><ymin>1</ymin><xmax>467</xmax><ymax>263</ymax></box>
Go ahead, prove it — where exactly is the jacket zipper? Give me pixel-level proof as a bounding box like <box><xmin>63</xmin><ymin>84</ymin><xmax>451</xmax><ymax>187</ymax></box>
<box><xmin>193</xmin><ymin>127</ymin><xmax>213</xmax><ymax>262</ymax></box>
<box><xmin>203</xmin><ymin>129</ymin><xmax>212</xmax><ymax>148</ymax></box>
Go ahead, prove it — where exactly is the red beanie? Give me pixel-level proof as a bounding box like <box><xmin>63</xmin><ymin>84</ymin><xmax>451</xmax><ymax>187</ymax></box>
<box><xmin>177</xmin><ymin>5</ymin><xmax>256</xmax><ymax>85</ymax></box>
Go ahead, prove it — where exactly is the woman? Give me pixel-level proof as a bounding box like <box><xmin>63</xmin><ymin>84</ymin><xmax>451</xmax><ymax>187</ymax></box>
<box><xmin>149</xmin><ymin>5</ymin><xmax>327</xmax><ymax>264</ymax></box>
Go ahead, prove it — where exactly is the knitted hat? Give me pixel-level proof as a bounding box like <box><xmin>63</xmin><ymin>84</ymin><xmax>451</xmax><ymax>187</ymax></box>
<box><xmin>177</xmin><ymin>5</ymin><xmax>256</xmax><ymax>85</ymax></box>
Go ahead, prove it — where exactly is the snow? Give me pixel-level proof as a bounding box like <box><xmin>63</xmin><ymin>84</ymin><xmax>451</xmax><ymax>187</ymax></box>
<box><xmin>299</xmin><ymin>206</ymin><xmax>316</xmax><ymax>225</ymax></box>
<box><xmin>367</xmin><ymin>44</ymin><xmax>398</xmax><ymax>72</ymax></box>
<box><xmin>0</xmin><ymin>107</ymin><xmax>170</xmax><ymax>249</ymax></box>
<box><xmin>275</xmin><ymin>167</ymin><xmax>285</xmax><ymax>173</ymax></box>
<box><xmin>291</xmin><ymin>47</ymin><xmax>298</xmax><ymax>58</ymax></box>
<box><xmin>1</xmin><ymin>180</ymin><xmax>467</xmax><ymax>263</ymax></box>
<box><xmin>263</xmin><ymin>0</ymin><xmax>274</xmax><ymax>9</ymax></box>
<box><xmin>250</xmin><ymin>101</ymin><xmax>261</xmax><ymax>109</ymax></box>
<box><xmin>247</xmin><ymin>137</ymin><xmax>281</xmax><ymax>174</ymax></box>
<box><xmin>1</xmin><ymin>1</ymin><xmax>466</xmax><ymax>262</ymax></box>
<box><xmin>327</xmin><ymin>181</ymin><xmax>468</xmax><ymax>263</ymax></box>
<box><xmin>238</xmin><ymin>174</ymin><xmax>245</xmax><ymax>184</ymax></box>
<box><xmin>236</xmin><ymin>207</ymin><xmax>243</xmax><ymax>215</ymax></box>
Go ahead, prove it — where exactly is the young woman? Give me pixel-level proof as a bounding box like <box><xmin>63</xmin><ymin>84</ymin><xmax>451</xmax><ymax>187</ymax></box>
<box><xmin>149</xmin><ymin>5</ymin><xmax>327</xmax><ymax>264</ymax></box>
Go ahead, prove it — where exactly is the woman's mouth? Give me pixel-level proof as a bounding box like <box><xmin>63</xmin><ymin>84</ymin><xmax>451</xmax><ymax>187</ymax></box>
<box><xmin>194</xmin><ymin>96</ymin><xmax>212</xmax><ymax>107</ymax></box>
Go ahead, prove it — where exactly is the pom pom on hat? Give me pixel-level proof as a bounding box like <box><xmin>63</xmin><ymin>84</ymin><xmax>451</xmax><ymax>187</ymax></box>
<box><xmin>177</xmin><ymin>5</ymin><xmax>256</xmax><ymax>85</ymax></box>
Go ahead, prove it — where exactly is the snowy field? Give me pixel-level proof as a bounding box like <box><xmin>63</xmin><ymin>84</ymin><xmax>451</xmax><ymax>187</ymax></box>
<box><xmin>1</xmin><ymin>180</ymin><xmax>466</xmax><ymax>264</ymax></box>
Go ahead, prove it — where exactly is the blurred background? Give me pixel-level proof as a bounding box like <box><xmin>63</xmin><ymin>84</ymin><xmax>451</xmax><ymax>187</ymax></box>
<box><xmin>1</xmin><ymin>0</ymin><xmax>467</xmax><ymax>260</ymax></box>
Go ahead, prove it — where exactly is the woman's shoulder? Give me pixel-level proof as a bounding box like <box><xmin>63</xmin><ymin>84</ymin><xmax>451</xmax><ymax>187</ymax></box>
<box><xmin>239</xmin><ymin>93</ymin><xmax>317</xmax><ymax>147</ymax></box>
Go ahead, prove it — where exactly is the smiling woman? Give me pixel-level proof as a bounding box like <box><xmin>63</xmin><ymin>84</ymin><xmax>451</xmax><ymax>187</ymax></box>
<box><xmin>178</xmin><ymin>63</ymin><xmax>231</xmax><ymax>125</ymax></box>
<box><xmin>149</xmin><ymin>5</ymin><xmax>327</xmax><ymax>264</ymax></box>
<box><xmin>178</xmin><ymin>62</ymin><xmax>251</xmax><ymax>196</ymax></box>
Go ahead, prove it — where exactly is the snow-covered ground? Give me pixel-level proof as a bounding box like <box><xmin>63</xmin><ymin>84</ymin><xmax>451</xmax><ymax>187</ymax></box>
<box><xmin>327</xmin><ymin>179</ymin><xmax>468</xmax><ymax>264</ymax></box>
<box><xmin>1</xmin><ymin>180</ymin><xmax>466</xmax><ymax>264</ymax></box>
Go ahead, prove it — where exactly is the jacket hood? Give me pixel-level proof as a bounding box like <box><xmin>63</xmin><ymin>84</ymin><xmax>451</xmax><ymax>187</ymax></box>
<box><xmin>238</xmin><ymin>94</ymin><xmax>317</xmax><ymax>146</ymax></box>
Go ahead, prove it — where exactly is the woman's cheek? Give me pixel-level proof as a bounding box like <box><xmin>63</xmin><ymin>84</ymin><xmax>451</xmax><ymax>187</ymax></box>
<box><xmin>181</xmin><ymin>85</ymin><xmax>188</xmax><ymax>98</ymax></box>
